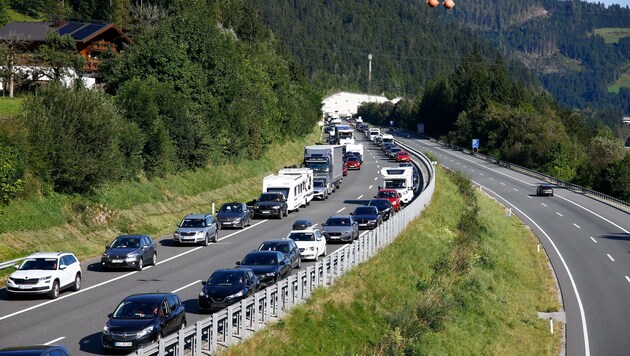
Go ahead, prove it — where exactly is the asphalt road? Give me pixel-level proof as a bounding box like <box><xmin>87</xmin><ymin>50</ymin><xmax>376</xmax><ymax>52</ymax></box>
<box><xmin>401</xmin><ymin>135</ymin><xmax>630</xmax><ymax>356</ymax></box>
<box><xmin>0</xmin><ymin>136</ymin><xmax>402</xmax><ymax>354</ymax></box>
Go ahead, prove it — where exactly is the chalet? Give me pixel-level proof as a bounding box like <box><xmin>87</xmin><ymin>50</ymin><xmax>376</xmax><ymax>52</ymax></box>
<box><xmin>0</xmin><ymin>20</ymin><xmax>134</xmax><ymax>72</ymax></box>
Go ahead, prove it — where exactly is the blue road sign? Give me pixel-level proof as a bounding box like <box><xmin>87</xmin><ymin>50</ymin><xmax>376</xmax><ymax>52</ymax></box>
<box><xmin>472</xmin><ymin>139</ymin><xmax>479</xmax><ymax>149</ymax></box>
<box><xmin>390</xmin><ymin>120</ymin><xmax>395</xmax><ymax>127</ymax></box>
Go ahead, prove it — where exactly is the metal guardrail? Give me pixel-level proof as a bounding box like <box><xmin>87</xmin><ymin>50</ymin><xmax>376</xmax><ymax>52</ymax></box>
<box><xmin>131</xmin><ymin>151</ymin><xmax>436</xmax><ymax>356</ymax></box>
<box><xmin>0</xmin><ymin>258</ymin><xmax>24</xmax><ymax>271</ymax></box>
<box><xmin>428</xmin><ymin>138</ymin><xmax>630</xmax><ymax>213</ymax></box>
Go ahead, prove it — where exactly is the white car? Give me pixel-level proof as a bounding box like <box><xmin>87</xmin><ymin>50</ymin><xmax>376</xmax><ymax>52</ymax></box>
<box><xmin>285</xmin><ymin>228</ymin><xmax>327</xmax><ymax>261</ymax></box>
<box><xmin>6</xmin><ymin>252</ymin><xmax>82</xmax><ymax>299</ymax></box>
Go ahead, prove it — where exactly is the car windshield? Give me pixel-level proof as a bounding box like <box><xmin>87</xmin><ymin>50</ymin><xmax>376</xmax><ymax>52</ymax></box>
<box><xmin>241</xmin><ymin>254</ymin><xmax>278</xmax><ymax>265</ymax></box>
<box><xmin>325</xmin><ymin>218</ymin><xmax>351</xmax><ymax>226</ymax></box>
<box><xmin>112</xmin><ymin>300</ymin><xmax>160</xmax><ymax>319</ymax></box>
<box><xmin>384</xmin><ymin>180</ymin><xmax>406</xmax><ymax>189</ymax></box>
<box><xmin>288</xmin><ymin>232</ymin><xmax>315</xmax><ymax>241</ymax></box>
<box><xmin>347</xmin><ymin>157</ymin><xmax>359</xmax><ymax>162</ymax></box>
<box><xmin>369</xmin><ymin>200</ymin><xmax>390</xmax><ymax>210</ymax></box>
<box><xmin>354</xmin><ymin>207</ymin><xmax>377</xmax><ymax>215</ymax></box>
<box><xmin>219</xmin><ymin>204</ymin><xmax>242</xmax><ymax>213</ymax></box>
<box><xmin>305</xmin><ymin>162</ymin><xmax>328</xmax><ymax>173</ymax></box>
<box><xmin>267</xmin><ymin>188</ymin><xmax>289</xmax><ymax>200</ymax></box>
<box><xmin>207</xmin><ymin>272</ymin><xmax>244</xmax><ymax>286</ymax></box>
<box><xmin>314</xmin><ymin>180</ymin><xmax>325</xmax><ymax>188</ymax></box>
<box><xmin>378</xmin><ymin>191</ymin><xmax>397</xmax><ymax>198</ymax></box>
<box><xmin>111</xmin><ymin>237</ymin><xmax>140</xmax><ymax>249</ymax></box>
<box><xmin>19</xmin><ymin>258</ymin><xmax>57</xmax><ymax>271</ymax></box>
<box><xmin>259</xmin><ymin>193</ymin><xmax>282</xmax><ymax>202</ymax></box>
<box><xmin>259</xmin><ymin>242</ymin><xmax>291</xmax><ymax>253</ymax></box>
<box><xmin>180</xmin><ymin>218</ymin><xmax>205</xmax><ymax>228</ymax></box>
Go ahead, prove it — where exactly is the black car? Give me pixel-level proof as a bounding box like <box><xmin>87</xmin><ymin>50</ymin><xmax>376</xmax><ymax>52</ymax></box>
<box><xmin>236</xmin><ymin>251</ymin><xmax>292</xmax><ymax>287</ymax></box>
<box><xmin>252</xmin><ymin>192</ymin><xmax>288</xmax><ymax>219</ymax></box>
<box><xmin>351</xmin><ymin>206</ymin><xmax>382</xmax><ymax>229</ymax></box>
<box><xmin>102</xmin><ymin>293</ymin><xmax>187</xmax><ymax>352</ymax></box>
<box><xmin>217</xmin><ymin>202</ymin><xmax>252</xmax><ymax>229</ymax></box>
<box><xmin>0</xmin><ymin>345</ymin><xmax>70</xmax><ymax>356</ymax></box>
<box><xmin>536</xmin><ymin>184</ymin><xmax>554</xmax><ymax>197</ymax></box>
<box><xmin>101</xmin><ymin>235</ymin><xmax>157</xmax><ymax>271</ymax></box>
<box><xmin>198</xmin><ymin>268</ymin><xmax>259</xmax><ymax>312</ymax></box>
<box><xmin>257</xmin><ymin>239</ymin><xmax>301</xmax><ymax>270</ymax></box>
<box><xmin>368</xmin><ymin>199</ymin><xmax>394</xmax><ymax>221</ymax></box>
<box><xmin>292</xmin><ymin>219</ymin><xmax>314</xmax><ymax>230</ymax></box>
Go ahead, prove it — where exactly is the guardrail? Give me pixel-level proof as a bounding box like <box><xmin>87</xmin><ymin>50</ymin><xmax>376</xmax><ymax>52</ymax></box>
<box><xmin>131</xmin><ymin>151</ymin><xmax>436</xmax><ymax>356</ymax></box>
<box><xmin>426</xmin><ymin>137</ymin><xmax>630</xmax><ymax>213</ymax></box>
<box><xmin>0</xmin><ymin>258</ymin><xmax>24</xmax><ymax>271</ymax></box>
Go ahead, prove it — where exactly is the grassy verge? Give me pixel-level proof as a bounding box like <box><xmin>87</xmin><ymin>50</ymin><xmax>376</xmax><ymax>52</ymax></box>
<box><xmin>223</xmin><ymin>166</ymin><xmax>561</xmax><ymax>355</ymax></box>
<box><xmin>0</xmin><ymin>97</ymin><xmax>23</xmax><ymax>117</ymax></box>
<box><xmin>0</xmin><ymin>128</ymin><xmax>320</xmax><ymax>267</ymax></box>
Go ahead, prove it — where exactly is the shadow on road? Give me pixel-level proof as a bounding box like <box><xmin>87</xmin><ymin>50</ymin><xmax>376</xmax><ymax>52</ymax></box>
<box><xmin>79</xmin><ymin>332</ymin><xmax>107</xmax><ymax>355</ymax></box>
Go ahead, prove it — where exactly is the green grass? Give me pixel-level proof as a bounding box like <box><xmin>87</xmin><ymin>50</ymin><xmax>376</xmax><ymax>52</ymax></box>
<box><xmin>224</xmin><ymin>166</ymin><xmax>561</xmax><ymax>355</ymax></box>
<box><xmin>0</xmin><ymin>128</ymin><xmax>321</xmax><ymax>267</ymax></box>
<box><xmin>0</xmin><ymin>97</ymin><xmax>23</xmax><ymax>118</ymax></box>
<box><xmin>594</xmin><ymin>27</ymin><xmax>630</xmax><ymax>44</ymax></box>
<box><xmin>7</xmin><ymin>9</ymin><xmax>41</xmax><ymax>22</ymax></box>
<box><xmin>608</xmin><ymin>67</ymin><xmax>630</xmax><ymax>93</ymax></box>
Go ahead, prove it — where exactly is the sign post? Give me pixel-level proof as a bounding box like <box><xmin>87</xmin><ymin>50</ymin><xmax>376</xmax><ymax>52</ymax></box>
<box><xmin>472</xmin><ymin>139</ymin><xmax>479</xmax><ymax>154</ymax></box>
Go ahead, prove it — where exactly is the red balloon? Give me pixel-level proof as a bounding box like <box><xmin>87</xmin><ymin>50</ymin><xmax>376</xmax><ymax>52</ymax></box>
<box><xmin>427</xmin><ymin>0</ymin><xmax>439</xmax><ymax>8</ymax></box>
<box><xmin>444</xmin><ymin>0</ymin><xmax>455</xmax><ymax>9</ymax></box>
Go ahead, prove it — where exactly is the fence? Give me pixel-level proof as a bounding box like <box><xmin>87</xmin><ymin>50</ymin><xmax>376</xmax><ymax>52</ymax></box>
<box><xmin>132</xmin><ymin>151</ymin><xmax>436</xmax><ymax>356</ymax></box>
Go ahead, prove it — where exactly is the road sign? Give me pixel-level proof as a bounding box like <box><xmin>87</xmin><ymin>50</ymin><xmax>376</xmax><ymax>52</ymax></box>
<box><xmin>472</xmin><ymin>139</ymin><xmax>479</xmax><ymax>149</ymax></box>
<box><xmin>390</xmin><ymin>120</ymin><xmax>395</xmax><ymax>127</ymax></box>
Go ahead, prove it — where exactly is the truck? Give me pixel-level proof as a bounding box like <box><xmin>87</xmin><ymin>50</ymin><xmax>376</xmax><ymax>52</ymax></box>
<box><xmin>379</xmin><ymin>166</ymin><xmax>415</xmax><ymax>205</ymax></box>
<box><xmin>335</xmin><ymin>125</ymin><xmax>355</xmax><ymax>145</ymax></box>
<box><xmin>262</xmin><ymin>174</ymin><xmax>308</xmax><ymax>213</ymax></box>
<box><xmin>344</xmin><ymin>143</ymin><xmax>364</xmax><ymax>163</ymax></box>
<box><xmin>278</xmin><ymin>167</ymin><xmax>314</xmax><ymax>206</ymax></box>
<box><xmin>304</xmin><ymin>145</ymin><xmax>344</xmax><ymax>194</ymax></box>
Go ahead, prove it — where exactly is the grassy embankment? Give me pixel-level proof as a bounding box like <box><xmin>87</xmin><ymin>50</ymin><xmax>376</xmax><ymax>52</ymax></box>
<box><xmin>0</xmin><ymin>127</ymin><xmax>321</xmax><ymax>273</ymax></box>
<box><xmin>0</xmin><ymin>97</ymin><xmax>23</xmax><ymax>118</ymax></box>
<box><xmin>593</xmin><ymin>28</ymin><xmax>630</xmax><ymax>93</ymax></box>
<box><xmin>224</xmin><ymin>165</ymin><xmax>562</xmax><ymax>355</ymax></box>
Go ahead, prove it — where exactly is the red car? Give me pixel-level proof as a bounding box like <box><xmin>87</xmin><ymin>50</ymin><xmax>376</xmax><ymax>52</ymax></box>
<box><xmin>345</xmin><ymin>156</ymin><xmax>361</xmax><ymax>170</ymax></box>
<box><xmin>375</xmin><ymin>188</ymin><xmax>402</xmax><ymax>211</ymax></box>
<box><xmin>395</xmin><ymin>151</ymin><xmax>411</xmax><ymax>162</ymax></box>
<box><xmin>342</xmin><ymin>164</ymin><xmax>348</xmax><ymax>176</ymax></box>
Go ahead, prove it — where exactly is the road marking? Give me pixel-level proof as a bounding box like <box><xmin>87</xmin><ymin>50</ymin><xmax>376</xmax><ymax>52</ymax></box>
<box><xmin>528</xmin><ymin>196</ymin><xmax>533</xmax><ymax>199</ymax></box>
<box><xmin>556</xmin><ymin>212</ymin><xmax>563</xmax><ymax>217</ymax></box>
<box><xmin>574</xmin><ymin>223</ymin><xmax>581</xmax><ymax>229</ymax></box>
<box><xmin>336</xmin><ymin>207</ymin><xmax>346</xmax><ymax>213</ymax></box>
<box><xmin>489</xmin><ymin>177</ymin><xmax>494</xmax><ymax>181</ymax></box>
<box><xmin>607</xmin><ymin>254</ymin><xmax>615</xmax><ymax>262</ymax></box>
<box><xmin>44</xmin><ymin>337</ymin><xmax>65</xmax><ymax>345</ymax></box>
<box><xmin>555</xmin><ymin>195</ymin><xmax>630</xmax><ymax>235</ymax></box>
<box><xmin>479</xmin><ymin>173</ymin><xmax>484</xmax><ymax>176</ymax></box>
<box><xmin>500</xmin><ymin>182</ymin><xmax>506</xmax><ymax>186</ymax></box>
<box><xmin>470</xmin><ymin>169</ymin><xmax>474</xmax><ymax>172</ymax></box>
<box><xmin>172</xmin><ymin>280</ymin><xmax>202</xmax><ymax>293</ymax></box>
<box><xmin>513</xmin><ymin>188</ymin><xmax>519</xmax><ymax>192</ymax></box>
<box><xmin>590</xmin><ymin>237</ymin><xmax>597</xmax><ymax>243</ymax></box>
<box><xmin>369</xmin><ymin>185</ymin><xmax>373</xmax><ymax>189</ymax></box>
<box><xmin>463</xmin><ymin>165</ymin><xmax>467</xmax><ymax>168</ymax></box>
<box><xmin>541</xmin><ymin>203</ymin><xmax>547</xmax><ymax>207</ymax></box>
<box><xmin>374</xmin><ymin>177</ymin><xmax>378</xmax><ymax>181</ymax></box>
<box><xmin>456</xmin><ymin>162</ymin><xmax>461</xmax><ymax>165</ymax></box>
<box><xmin>626</xmin><ymin>276</ymin><xmax>630</xmax><ymax>284</ymax></box>
<box><xmin>357</xmin><ymin>195</ymin><xmax>364</xmax><ymax>199</ymax></box>
<box><xmin>377</xmin><ymin>165</ymin><xmax>380</xmax><ymax>168</ymax></box>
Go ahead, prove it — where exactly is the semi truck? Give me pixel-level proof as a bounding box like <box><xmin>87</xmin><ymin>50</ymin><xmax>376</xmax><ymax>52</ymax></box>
<box><xmin>304</xmin><ymin>145</ymin><xmax>344</xmax><ymax>194</ymax></box>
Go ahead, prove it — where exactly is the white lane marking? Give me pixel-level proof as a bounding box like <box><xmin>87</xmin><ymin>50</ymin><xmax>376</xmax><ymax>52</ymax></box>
<box><xmin>626</xmin><ymin>276</ymin><xmax>630</xmax><ymax>284</ymax></box>
<box><xmin>375</xmin><ymin>160</ymin><xmax>379</xmax><ymax>163</ymax></box>
<box><xmin>469</xmin><ymin>183</ymin><xmax>590</xmax><ymax>355</ymax></box>
<box><xmin>556</xmin><ymin>212</ymin><xmax>563</xmax><ymax>217</ymax></box>
<box><xmin>489</xmin><ymin>178</ymin><xmax>495</xmax><ymax>181</ymax></box>
<box><xmin>336</xmin><ymin>207</ymin><xmax>346</xmax><ymax>213</ymax></box>
<box><xmin>541</xmin><ymin>203</ymin><xmax>547</xmax><ymax>207</ymax></box>
<box><xmin>574</xmin><ymin>223</ymin><xmax>581</xmax><ymax>229</ymax></box>
<box><xmin>216</xmin><ymin>219</ymin><xmax>268</xmax><ymax>242</ymax></box>
<box><xmin>172</xmin><ymin>280</ymin><xmax>202</xmax><ymax>293</ymax></box>
<box><xmin>607</xmin><ymin>254</ymin><xmax>615</xmax><ymax>262</ymax></box>
<box><xmin>471</xmin><ymin>169</ymin><xmax>474</xmax><ymax>172</ymax></box>
<box><xmin>528</xmin><ymin>196</ymin><xmax>533</xmax><ymax>199</ymax></box>
<box><xmin>555</xmin><ymin>195</ymin><xmax>630</xmax><ymax>235</ymax></box>
<box><xmin>456</xmin><ymin>162</ymin><xmax>461</xmax><ymax>165</ymax></box>
<box><xmin>590</xmin><ymin>237</ymin><xmax>597</xmax><ymax>243</ymax></box>
<box><xmin>450</xmin><ymin>159</ymin><xmax>454</xmax><ymax>162</ymax></box>
<box><xmin>463</xmin><ymin>165</ymin><xmax>467</xmax><ymax>168</ymax></box>
<box><xmin>374</xmin><ymin>177</ymin><xmax>378</xmax><ymax>181</ymax></box>
<box><xmin>377</xmin><ymin>165</ymin><xmax>380</xmax><ymax>168</ymax></box>
<box><xmin>479</xmin><ymin>173</ymin><xmax>484</xmax><ymax>176</ymax></box>
<box><xmin>369</xmin><ymin>185</ymin><xmax>373</xmax><ymax>190</ymax></box>
<box><xmin>44</xmin><ymin>337</ymin><xmax>65</xmax><ymax>345</ymax></box>
<box><xmin>500</xmin><ymin>182</ymin><xmax>506</xmax><ymax>186</ymax></box>
<box><xmin>513</xmin><ymin>188</ymin><xmax>519</xmax><ymax>192</ymax></box>
<box><xmin>357</xmin><ymin>195</ymin><xmax>364</xmax><ymax>199</ymax></box>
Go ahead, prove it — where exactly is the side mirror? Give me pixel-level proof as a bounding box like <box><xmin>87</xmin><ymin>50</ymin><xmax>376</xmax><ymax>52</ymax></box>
<box><xmin>14</xmin><ymin>264</ymin><xmax>19</xmax><ymax>269</ymax></box>
<box><xmin>373</xmin><ymin>195</ymin><xmax>377</xmax><ymax>198</ymax></box>
<box><xmin>108</xmin><ymin>313</ymin><xmax>113</xmax><ymax>318</ymax></box>
<box><xmin>235</xmin><ymin>261</ymin><xmax>241</xmax><ymax>265</ymax></box>
<box><xmin>349</xmin><ymin>212</ymin><xmax>353</xmax><ymax>215</ymax></box>
<box><xmin>201</xmin><ymin>281</ymin><xmax>207</xmax><ymax>286</ymax></box>
<box><xmin>105</xmin><ymin>245</ymin><xmax>110</xmax><ymax>249</ymax></box>
<box><xmin>280</xmin><ymin>261</ymin><xmax>286</xmax><ymax>266</ymax></box>
<box><xmin>59</xmin><ymin>265</ymin><xmax>67</xmax><ymax>270</ymax></box>
<box><xmin>378</xmin><ymin>186</ymin><xmax>381</xmax><ymax>190</ymax></box>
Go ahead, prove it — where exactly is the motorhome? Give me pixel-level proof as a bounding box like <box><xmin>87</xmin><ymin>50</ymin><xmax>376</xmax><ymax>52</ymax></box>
<box><xmin>381</xmin><ymin>134</ymin><xmax>394</xmax><ymax>145</ymax></box>
<box><xmin>262</xmin><ymin>174</ymin><xmax>308</xmax><ymax>212</ymax></box>
<box><xmin>345</xmin><ymin>143</ymin><xmax>364</xmax><ymax>163</ymax></box>
<box><xmin>380</xmin><ymin>166</ymin><xmax>415</xmax><ymax>204</ymax></box>
<box><xmin>368</xmin><ymin>128</ymin><xmax>381</xmax><ymax>141</ymax></box>
<box><xmin>278</xmin><ymin>167</ymin><xmax>314</xmax><ymax>206</ymax></box>
<box><xmin>335</xmin><ymin>125</ymin><xmax>355</xmax><ymax>145</ymax></box>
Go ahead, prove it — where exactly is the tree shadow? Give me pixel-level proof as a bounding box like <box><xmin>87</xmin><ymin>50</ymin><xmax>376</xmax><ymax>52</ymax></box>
<box><xmin>343</xmin><ymin>199</ymin><xmax>370</xmax><ymax>205</ymax></box>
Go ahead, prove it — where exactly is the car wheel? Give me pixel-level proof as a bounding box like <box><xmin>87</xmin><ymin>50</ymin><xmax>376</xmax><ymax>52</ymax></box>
<box><xmin>181</xmin><ymin>319</ymin><xmax>187</xmax><ymax>330</ymax></box>
<box><xmin>201</xmin><ymin>234</ymin><xmax>209</xmax><ymax>246</ymax></box>
<box><xmin>151</xmin><ymin>252</ymin><xmax>157</xmax><ymax>266</ymax></box>
<box><xmin>306</xmin><ymin>199</ymin><xmax>310</xmax><ymax>206</ymax></box>
<box><xmin>49</xmin><ymin>280</ymin><xmax>60</xmax><ymax>299</ymax></box>
<box><xmin>136</xmin><ymin>257</ymin><xmax>143</xmax><ymax>271</ymax></box>
<box><xmin>72</xmin><ymin>273</ymin><xmax>81</xmax><ymax>291</ymax></box>
<box><xmin>314</xmin><ymin>251</ymin><xmax>319</xmax><ymax>262</ymax></box>
<box><xmin>239</xmin><ymin>219</ymin><xmax>245</xmax><ymax>229</ymax></box>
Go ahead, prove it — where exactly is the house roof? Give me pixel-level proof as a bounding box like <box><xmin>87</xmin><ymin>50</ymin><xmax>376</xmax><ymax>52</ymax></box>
<box><xmin>0</xmin><ymin>21</ymin><xmax>133</xmax><ymax>45</ymax></box>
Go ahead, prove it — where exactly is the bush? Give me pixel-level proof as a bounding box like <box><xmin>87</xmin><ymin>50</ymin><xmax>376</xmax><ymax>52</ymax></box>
<box><xmin>0</xmin><ymin>142</ymin><xmax>25</xmax><ymax>205</ymax></box>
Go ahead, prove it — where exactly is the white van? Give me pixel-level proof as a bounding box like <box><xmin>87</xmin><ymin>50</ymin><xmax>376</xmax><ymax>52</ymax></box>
<box><xmin>368</xmin><ymin>128</ymin><xmax>381</xmax><ymax>141</ymax></box>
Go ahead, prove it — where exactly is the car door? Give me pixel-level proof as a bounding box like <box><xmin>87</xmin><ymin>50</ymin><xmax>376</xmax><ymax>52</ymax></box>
<box><xmin>139</xmin><ymin>236</ymin><xmax>150</xmax><ymax>263</ymax></box>
<box><xmin>167</xmin><ymin>295</ymin><xmax>184</xmax><ymax>330</ymax></box>
<box><xmin>159</xmin><ymin>298</ymin><xmax>173</xmax><ymax>335</ymax></box>
<box><xmin>314</xmin><ymin>230</ymin><xmax>325</xmax><ymax>254</ymax></box>
<box><xmin>59</xmin><ymin>255</ymin><xmax>74</xmax><ymax>288</ymax></box>
<box><xmin>288</xmin><ymin>241</ymin><xmax>300</xmax><ymax>267</ymax></box>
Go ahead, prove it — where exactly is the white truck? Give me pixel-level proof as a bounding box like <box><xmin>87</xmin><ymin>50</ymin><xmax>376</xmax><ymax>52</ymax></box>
<box><xmin>381</xmin><ymin>134</ymin><xmax>395</xmax><ymax>145</ymax></box>
<box><xmin>368</xmin><ymin>128</ymin><xmax>381</xmax><ymax>141</ymax></box>
<box><xmin>304</xmin><ymin>145</ymin><xmax>344</xmax><ymax>193</ymax></box>
<box><xmin>380</xmin><ymin>166</ymin><xmax>415</xmax><ymax>204</ymax></box>
<box><xmin>345</xmin><ymin>143</ymin><xmax>364</xmax><ymax>163</ymax></box>
<box><xmin>262</xmin><ymin>174</ymin><xmax>308</xmax><ymax>212</ymax></box>
<box><xmin>278</xmin><ymin>167</ymin><xmax>314</xmax><ymax>206</ymax></box>
<box><xmin>335</xmin><ymin>125</ymin><xmax>355</xmax><ymax>145</ymax></box>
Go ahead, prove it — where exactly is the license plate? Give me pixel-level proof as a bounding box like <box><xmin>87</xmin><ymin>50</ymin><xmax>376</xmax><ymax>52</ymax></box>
<box><xmin>359</xmin><ymin>224</ymin><xmax>368</xmax><ymax>227</ymax></box>
<box><xmin>115</xmin><ymin>342</ymin><xmax>132</xmax><ymax>347</ymax></box>
<box><xmin>18</xmin><ymin>285</ymin><xmax>32</xmax><ymax>289</ymax></box>
<box><xmin>262</xmin><ymin>210</ymin><xmax>270</xmax><ymax>214</ymax></box>
<box><xmin>112</xmin><ymin>259</ymin><xmax>123</xmax><ymax>263</ymax></box>
<box><xmin>212</xmin><ymin>303</ymin><xmax>227</xmax><ymax>308</ymax></box>
<box><xmin>330</xmin><ymin>236</ymin><xmax>339</xmax><ymax>239</ymax></box>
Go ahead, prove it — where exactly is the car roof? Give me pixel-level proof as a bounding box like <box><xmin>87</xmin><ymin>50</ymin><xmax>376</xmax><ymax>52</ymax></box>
<box><xmin>212</xmin><ymin>268</ymin><xmax>249</xmax><ymax>274</ymax></box>
<box><xmin>116</xmin><ymin>234</ymin><xmax>149</xmax><ymax>240</ymax></box>
<box><xmin>260</xmin><ymin>239</ymin><xmax>291</xmax><ymax>244</ymax></box>
<box><xmin>24</xmin><ymin>252</ymin><xmax>72</xmax><ymax>259</ymax></box>
<box><xmin>378</xmin><ymin>188</ymin><xmax>398</xmax><ymax>192</ymax></box>
<box><xmin>123</xmin><ymin>293</ymin><xmax>176</xmax><ymax>302</ymax></box>
<box><xmin>293</xmin><ymin>219</ymin><xmax>312</xmax><ymax>224</ymax></box>
<box><xmin>184</xmin><ymin>213</ymin><xmax>209</xmax><ymax>219</ymax></box>
<box><xmin>326</xmin><ymin>215</ymin><xmax>353</xmax><ymax>219</ymax></box>
<box><xmin>354</xmin><ymin>206</ymin><xmax>378</xmax><ymax>210</ymax></box>
<box><xmin>288</xmin><ymin>229</ymin><xmax>315</xmax><ymax>234</ymax></box>
<box><xmin>369</xmin><ymin>199</ymin><xmax>391</xmax><ymax>204</ymax></box>
<box><xmin>245</xmin><ymin>250</ymin><xmax>282</xmax><ymax>257</ymax></box>
<box><xmin>0</xmin><ymin>345</ymin><xmax>69</xmax><ymax>355</ymax></box>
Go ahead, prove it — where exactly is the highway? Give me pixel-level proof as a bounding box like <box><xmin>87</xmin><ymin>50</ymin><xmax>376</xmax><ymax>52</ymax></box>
<box><xmin>0</xmin><ymin>136</ymin><xmax>399</xmax><ymax>355</ymax></box>
<box><xmin>401</xmin><ymin>135</ymin><xmax>630</xmax><ymax>356</ymax></box>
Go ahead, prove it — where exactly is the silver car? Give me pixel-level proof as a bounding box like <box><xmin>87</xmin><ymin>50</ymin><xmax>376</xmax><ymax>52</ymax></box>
<box><xmin>173</xmin><ymin>213</ymin><xmax>219</xmax><ymax>246</ymax></box>
<box><xmin>321</xmin><ymin>215</ymin><xmax>359</xmax><ymax>243</ymax></box>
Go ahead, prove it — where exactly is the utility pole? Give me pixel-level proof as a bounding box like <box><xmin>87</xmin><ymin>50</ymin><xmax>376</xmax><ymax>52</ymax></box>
<box><xmin>368</xmin><ymin>53</ymin><xmax>372</xmax><ymax>95</ymax></box>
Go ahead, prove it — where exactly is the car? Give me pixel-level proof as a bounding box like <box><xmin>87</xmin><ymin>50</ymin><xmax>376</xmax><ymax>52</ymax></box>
<box><xmin>536</xmin><ymin>184</ymin><xmax>554</xmax><ymax>197</ymax></box>
<box><xmin>217</xmin><ymin>202</ymin><xmax>252</xmax><ymax>229</ymax></box>
<box><xmin>286</xmin><ymin>228</ymin><xmax>327</xmax><ymax>261</ymax></box>
<box><xmin>376</xmin><ymin>188</ymin><xmax>402</xmax><ymax>212</ymax></box>
<box><xmin>101</xmin><ymin>235</ymin><xmax>157</xmax><ymax>271</ymax></box>
<box><xmin>257</xmin><ymin>239</ymin><xmax>301</xmax><ymax>270</ymax></box>
<box><xmin>173</xmin><ymin>213</ymin><xmax>219</xmax><ymax>245</ymax></box>
<box><xmin>382</xmin><ymin>142</ymin><xmax>396</xmax><ymax>153</ymax></box>
<box><xmin>102</xmin><ymin>293</ymin><xmax>187</xmax><ymax>352</ymax></box>
<box><xmin>395</xmin><ymin>151</ymin><xmax>412</xmax><ymax>162</ymax></box>
<box><xmin>236</xmin><ymin>251</ymin><xmax>292</xmax><ymax>287</ymax></box>
<box><xmin>350</xmin><ymin>206</ymin><xmax>382</xmax><ymax>229</ymax></box>
<box><xmin>198</xmin><ymin>268</ymin><xmax>259</xmax><ymax>312</ymax></box>
<box><xmin>342</xmin><ymin>163</ymin><xmax>348</xmax><ymax>176</ymax></box>
<box><xmin>313</xmin><ymin>178</ymin><xmax>329</xmax><ymax>200</ymax></box>
<box><xmin>321</xmin><ymin>215</ymin><xmax>359</xmax><ymax>243</ymax></box>
<box><xmin>0</xmin><ymin>345</ymin><xmax>71</xmax><ymax>355</ymax></box>
<box><xmin>292</xmin><ymin>219</ymin><xmax>314</xmax><ymax>230</ymax></box>
<box><xmin>387</xmin><ymin>147</ymin><xmax>403</xmax><ymax>159</ymax></box>
<box><xmin>6</xmin><ymin>252</ymin><xmax>81</xmax><ymax>300</ymax></box>
<box><xmin>345</xmin><ymin>156</ymin><xmax>361</xmax><ymax>170</ymax></box>
<box><xmin>252</xmin><ymin>192</ymin><xmax>288</xmax><ymax>219</ymax></box>
<box><xmin>368</xmin><ymin>199</ymin><xmax>394</xmax><ymax>221</ymax></box>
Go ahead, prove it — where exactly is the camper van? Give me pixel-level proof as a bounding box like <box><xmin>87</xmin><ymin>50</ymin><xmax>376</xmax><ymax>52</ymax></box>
<box><xmin>278</xmin><ymin>167</ymin><xmax>314</xmax><ymax>206</ymax></box>
<box><xmin>263</xmin><ymin>174</ymin><xmax>308</xmax><ymax>213</ymax></box>
<box><xmin>380</xmin><ymin>166</ymin><xmax>415</xmax><ymax>204</ymax></box>
<box><xmin>368</xmin><ymin>128</ymin><xmax>381</xmax><ymax>141</ymax></box>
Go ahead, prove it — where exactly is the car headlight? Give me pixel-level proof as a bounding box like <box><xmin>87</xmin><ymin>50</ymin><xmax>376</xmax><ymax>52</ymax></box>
<box><xmin>137</xmin><ymin>326</ymin><xmax>154</xmax><ymax>338</ymax></box>
<box><xmin>233</xmin><ymin>217</ymin><xmax>241</xmax><ymax>223</ymax></box>
<box><xmin>126</xmin><ymin>253</ymin><xmax>138</xmax><ymax>262</ymax></box>
<box><xmin>271</xmin><ymin>206</ymin><xmax>280</xmax><ymax>210</ymax></box>
<box><xmin>41</xmin><ymin>276</ymin><xmax>51</xmax><ymax>281</ymax></box>
<box><xmin>308</xmin><ymin>247</ymin><xmax>315</xmax><ymax>251</ymax></box>
<box><xmin>103</xmin><ymin>325</ymin><xmax>111</xmax><ymax>336</ymax></box>
<box><xmin>226</xmin><ymin>291</ymin><xmax>244</xmax><ymax>299</ymax></box>
<box><xmin>102</xmin><ymin>252</ymin><xmax>109</xmax><ymax>258</ymax></box>
<box><xmin>264</xmin><ymin>272</ymin><xmax>276</xmax><ymax>277</ymax></box>
<box><xmin>199</xmin><ymin>290</ymin><xmax>207</xmax><ymax>297</ymax></box>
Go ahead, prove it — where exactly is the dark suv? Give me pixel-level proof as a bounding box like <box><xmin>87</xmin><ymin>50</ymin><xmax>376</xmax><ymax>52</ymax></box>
<box><xmin>536</xmin><ymin>184</ymin><xmax>554</xmax><ymax>197</ymax></box>
<box><xmin>0</xmin><ymin>345</ymin><xmax>70</xmax><ymax>355</ymax></box>
<box><xmin>252</xmin><ymin>192</ymin><xmax>288</xmax><ymax>219</ymax></box>
<box><xmin>257</xmin><ymin>239</ymin><xmax>301</xmax><ymax>269</ymax></box>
